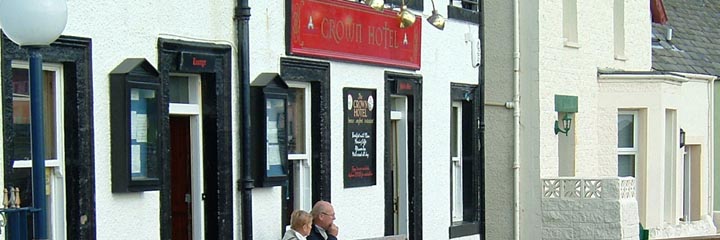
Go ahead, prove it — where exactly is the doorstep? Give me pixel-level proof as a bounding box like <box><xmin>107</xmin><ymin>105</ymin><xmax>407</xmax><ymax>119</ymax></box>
<box><xmin>655</xmin><ymin>234</ymin><xmax>720</xmax><ymax>239</ymax></box>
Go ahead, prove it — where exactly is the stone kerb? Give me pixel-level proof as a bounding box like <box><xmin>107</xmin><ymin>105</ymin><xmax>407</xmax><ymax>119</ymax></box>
<box><xmin>541</xmin><ymin>177</ymin><xmax>639</xmax><ymax>240</ymax></box>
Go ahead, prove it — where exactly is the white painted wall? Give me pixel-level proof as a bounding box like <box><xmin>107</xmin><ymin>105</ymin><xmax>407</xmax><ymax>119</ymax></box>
<box><xmin>250</xmin><ymin>1</ymin><xmax>481</xmax><ymax>239</ymax></box>
<box><xmin>598</xmin><ymin>74</ymin><xmax>684</xmax><ymax>227</ymax></box>
<box><xmin>7</xmin><ymin>0</ymin><xmax>678</xmax><ymax>239</ymax></box>
<box><xmin>8</xmin><ymin>0</ymin><xmax>486</xmax><ymax>239</ymax></box>
<box><xmin>533</xmin><ymin>0</ymin><xmax>651</xmax><ymax>178</ymax></box>
<box><xmin>520</xmin><ymin>0</ymin><xmax>715</xmax><ymax>238</ymax></box>
<box><xmin>678</xmin><ymin>78</ymin><xmax>713</xmax><ymax>221</ymax></box>
<box><xmin>518</xmin><ymin>0</ymin><xmax>653</xmax><ymax>236</ymax></box>
<box><xmin>6</xmin><ymin>1</ymin><xmax>237</xmax><ymax>239</ymax></box>
<box><xmin>598</xmin><ymin>73</ymin><xmax>717</xmax><ymax>237</ymax></box>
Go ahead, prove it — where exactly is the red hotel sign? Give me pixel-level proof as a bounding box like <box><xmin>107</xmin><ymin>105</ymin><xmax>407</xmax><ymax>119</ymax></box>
<box><xmin>290</xmin><ymin>0</ymin><xmax>422</xmax><ymax>69</ymax></box>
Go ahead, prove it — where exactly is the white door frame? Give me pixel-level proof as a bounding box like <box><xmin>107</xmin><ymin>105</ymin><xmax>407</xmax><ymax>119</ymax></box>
<box><xmin>390</xmin><ymin>95</ymin><xmax>408</xmax><ymax>235</ymax></box>
<box><xmin>286</xmin><ymin>81</ymin><xmax>313</xmax><ymax>212</ymax></box>
<box><xmin>169</xmin><ymin>73</ymin><xmax>204</xmax><ymax>239</ymax></box>
<box><xmin>10</xmin><ymin>62</ymin><xmax>67</xmax><ymax>240</ymax></box>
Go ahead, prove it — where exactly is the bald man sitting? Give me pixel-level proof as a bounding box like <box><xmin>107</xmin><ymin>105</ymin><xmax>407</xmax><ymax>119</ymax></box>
<box><xmin>307</xmin><ymin>201</ymin><xmax>339</xmax><ymax>240</ymax></box>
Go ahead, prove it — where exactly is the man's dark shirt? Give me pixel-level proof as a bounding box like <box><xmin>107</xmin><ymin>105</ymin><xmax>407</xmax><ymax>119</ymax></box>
<box><xmin>306</xmin><ymin>224</ymin><xmax>338</xmax><ymax>240</ymax></box>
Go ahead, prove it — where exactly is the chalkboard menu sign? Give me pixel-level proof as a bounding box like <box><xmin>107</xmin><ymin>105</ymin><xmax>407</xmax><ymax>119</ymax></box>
<box><xmin>344</xmin><ymin>88</ymin><xmax>377</xmax><ymax>188</ymax></box>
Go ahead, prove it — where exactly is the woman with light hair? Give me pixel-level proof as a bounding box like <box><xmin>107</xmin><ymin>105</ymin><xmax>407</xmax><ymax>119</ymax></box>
<box><xmin>282</xmin><ymin>210</ymin><xmax>313</xmax><ymax>240</ymax></box>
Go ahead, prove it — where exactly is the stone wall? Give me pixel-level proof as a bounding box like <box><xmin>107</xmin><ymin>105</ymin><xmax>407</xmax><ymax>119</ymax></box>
<box><xmin>542</xmin><ymin>177</ymin><xmax>639</xmax><ymax>240</ymax></box>
<box><xmin>648</xmin><ymin>216</ymin><xmax>717</xmax><ymax>239</ymax></box>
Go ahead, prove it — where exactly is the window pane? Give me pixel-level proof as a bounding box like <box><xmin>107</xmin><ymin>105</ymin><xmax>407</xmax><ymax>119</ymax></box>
<box><xmin>451</xmin><ymin>106</ymin><xmax>458</xmax><ymax>158</ymax></box>
<box><xmin>12</xmin><ymin>68</ymin><xmax>57</xmax><ymax>160</ymax></box>
<box><xmin>6</xmin><ymin>167</ymin><xmax>32</xmax><ymax>207</ymax></box>
<box><xmin>293</xmin><ymin>159</ymin><xmax>312</xmax><ymax>211</ymax></box>
<box><xmin>169</xmin><ymin>76</ymin><xmax>189</xmax><ymax>103</ymax></box>
<box><xmin>288</xmin><ymin>88</ymin><xmax>306</xmax><ymax>154</ymax></box>
<box><xmin>130</xmin><ymin>88</ymin><xmax>159</xmax><ymax>180</ymax></box>
<box><xmin>452</xmin><ymin>162</ymin><xmax>463</xmax><ymax>221</ymax></box>
<box><xmin>266</xmin><ymin>98</ymin><xmax>286</xmax><ymax>177</ymax></box>
<box><xmin>7</xmin><ymin>168</ymin><xmax>59</xmax><ymax>236</ymax></box>
<box><xmin>618</xmin><ymin>114</ymin><xmax>634</xmax><ymax>148</ymax></box>
<box><xmin>618</xmin><ymin>155</ymin><xmax>635</xmax><ymax>177</ymax></box>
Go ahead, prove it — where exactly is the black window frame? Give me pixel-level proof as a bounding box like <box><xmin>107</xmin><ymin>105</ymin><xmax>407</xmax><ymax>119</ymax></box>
<box><xmin>387</xmin><ymin>0</ymin><xmax>423</xmax><ymax>11</ymax></box>
<box><xmin>350</xmin><ymin>0</ymin><xmax>423</xmax><ymax>11</ymax></box>
<box><xmin>279</xmin><ymin>57</ymin><xmax>333</xmax><ymax>235</ymax></box>
<box><xmin>448</xmin><ymin>0</ymin><xmax>480</xmax><ymax>24</ymax></box>
<box><xmin>2</xmin><ymin>34</ymin><xmax>97</xmax><ymax>239</ymax></box>
<box><xmin>448</xmin><ymin>83</ymin><xmax>483</xmax><ymax>239</ymax></box>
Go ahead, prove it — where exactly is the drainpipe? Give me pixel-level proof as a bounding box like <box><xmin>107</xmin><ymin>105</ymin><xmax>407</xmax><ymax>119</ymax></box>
<box><xmin>707</xmin><ymin>76</ymin><xmax>716</xmax><ymax>219</ymax></box>
<box><xmin>235</xmin><ymin>0</ymin><xmax>254</xmax><ymax>239</ymax></box>
<box><xmin>477</xmin><ymin>1</ymin><xmax>486</xmax><ymax>237</ymax></box>
<box><xmin>512</xmin><ymin>0</ymin><xmax>521</xmax><ymax>239</ymax></box>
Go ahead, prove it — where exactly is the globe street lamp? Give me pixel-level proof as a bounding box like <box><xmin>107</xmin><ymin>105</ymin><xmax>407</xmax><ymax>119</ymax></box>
<box><xmin>0</xmin><ymin>0</ymin><xmax>68</xmax><ymax>239</ymax></box>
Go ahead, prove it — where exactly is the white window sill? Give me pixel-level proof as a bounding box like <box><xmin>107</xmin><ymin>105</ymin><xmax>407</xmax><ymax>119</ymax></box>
<box><xmin>564</xmin><ymin>40</ymin><xmax>580</xmax><ymax>49</ymax></box>
<box><xmin>13</xmin><ymin>159</ymin><xmax>61</xmax><ymax>168</ymax></box>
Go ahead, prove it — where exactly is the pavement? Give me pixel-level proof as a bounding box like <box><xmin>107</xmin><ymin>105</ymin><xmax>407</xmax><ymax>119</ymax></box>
<box><xmin>656</xmin><ymin>234</ymin><xmax>720</xmax><ymax>239</ymax></box>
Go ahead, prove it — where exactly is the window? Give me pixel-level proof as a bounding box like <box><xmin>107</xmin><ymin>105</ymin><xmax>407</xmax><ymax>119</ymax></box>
<box><xmin>448</xmin><ymin>84</ymin><xmax>481</xmax><ymax>238</ymax></box>
<box><xmin>664</xmin><ymin>109</ymin><xmax>677</xmax><ymax>223</ymax></box>
<box><xmin>682</xmin><ymin>145</ymin><xmax>702</xmax><ymax>222</ymax></box>
<box><xmin>613</xmin><ymin>0</ymin><xmax>626</xmax><ymax>59</ymax></box>
<box><xmin>563</xmin><ymin>0</ymin><xmax>579</xmax><ymax>47</ymax></box>
<box><xmin>386</xmin><ymin>0</ymin><xmax>423</xmax><ymax>10</ymax></box>
<box><xmin>617</xmin><ymin>111</ymin><xmax>637</xmax><ymax>177</ymax></box>
<box><xmin>352</xmin><ymin>0</ymin><xmax>424</xmax><ymax>10</ymax></box>
<box><xmin>452</xmin><ymin>0</ymin><xmax>478</xmax><ymax>11</ymax></box>
<box><xmin>10</xmin><ymin>63</ymin><xmax>66</xmax><ymax>239</ymax></box>
<box><xmin>448</xmin><ymin>0</ymin><xmax>480</xmax><ymax>24</ymax></box>
<box><xmin>287</xmin><ymin>81</ymin><xmax>313</xmax><ymax>212</ymax></box>
<box><xmin>450</xmin><ymin>102</ymin><xmax>463</xmax><ymax>222</ymax></box>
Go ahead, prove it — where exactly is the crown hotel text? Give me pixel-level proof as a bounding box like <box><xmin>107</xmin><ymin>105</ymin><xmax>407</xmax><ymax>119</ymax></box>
<box><xmin>320</xmin><ymin>17</ymin><xmax>400</xmax><ymax>49</ymax></box>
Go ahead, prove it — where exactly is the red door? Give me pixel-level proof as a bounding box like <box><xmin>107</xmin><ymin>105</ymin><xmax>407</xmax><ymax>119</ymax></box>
<box><xmin>171</xmin><ymin>116</ymin><xmax>192</xmax><ymax>240</ymax></box>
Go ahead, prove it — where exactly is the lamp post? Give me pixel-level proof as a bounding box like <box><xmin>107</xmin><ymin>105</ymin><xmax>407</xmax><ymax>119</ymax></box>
<box><xmin>0</xmin><ymin>0</ymin><xmax>68</xmax><ymax>239</ymax></box>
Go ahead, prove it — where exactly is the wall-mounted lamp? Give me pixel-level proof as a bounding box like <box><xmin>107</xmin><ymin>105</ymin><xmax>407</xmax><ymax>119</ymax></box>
<box><xmin>398</xmin><ymin>0</ymin><xmax>416</xmax><ymax>28</ymax></box>
<box><xmin>427</xmin><ymin>0</ymin><xmax>446</xmax><ymax>30</ymax></box>
<box><xmin>554</xmin><ymin>113</ymin><xmax>572</xmax><ymax>136</ymax></box>
<box><xmin>679</xmin><ymin>128</ymin><xmax>685</xmax><ymax>148</ymax></box>
<box><xmin>553</xmin><ymin>95</ymin><xmax>578</xmax><ymax>136</ymax></box>
<box><xmin>365</xmin><ymin>0</ymin><xmax>384</xmax><ymax>11</ymax></box>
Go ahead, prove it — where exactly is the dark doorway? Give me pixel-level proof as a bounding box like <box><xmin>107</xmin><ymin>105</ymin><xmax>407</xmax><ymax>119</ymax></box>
<box><xmin>158</xmin><ymin>39</ymin><xmax>232</xmax><ymax>240</ymax></box>
<box><xmin>171</xmin><ymin>116</ymin><xmax>192</xmax><ymax>240</ymax></box>
<box><xmin>384</xmin><ymin>72</ymin><xmax>422</xmax><ymax>239</ymax></box>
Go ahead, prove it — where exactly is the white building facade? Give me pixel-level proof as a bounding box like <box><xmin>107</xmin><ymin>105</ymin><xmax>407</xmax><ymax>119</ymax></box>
<box><xmin>0</xmin><ymin>0</ymin><xmax>493</xmax><ymax>239</ymax></box>
<box><xmin>2</xmin><ymin>0</ymin><xmax>714</xmax><ymax>239</ymax></box>
<box><xmin>518</xmin><ymin>0</ymin><xmax>717</xmax><ymax>239</ymax></box>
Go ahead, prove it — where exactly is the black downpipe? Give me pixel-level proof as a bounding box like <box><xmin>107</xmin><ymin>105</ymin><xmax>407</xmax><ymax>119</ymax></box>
<box><xmin>477</xmin><ymin>1</ymin><xmax>486</xmax><ymax>239</ymax></box>
<box><xmin>236</xmin><ymin>1</ymin><xmax>254</xmax><ymax>239</ymax></box>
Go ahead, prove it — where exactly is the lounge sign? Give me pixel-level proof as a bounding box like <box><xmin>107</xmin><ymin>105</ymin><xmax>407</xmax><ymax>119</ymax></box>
<box><xmin>289</xmin><ymin>0</ymin><xmax>421</xmax><ymax>69</ymax></box>
<box><xmin>179</xmin><ymin>52</ymin><xmax>216</xmax><ymax>73</ymax></box>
